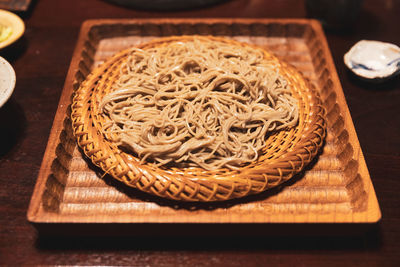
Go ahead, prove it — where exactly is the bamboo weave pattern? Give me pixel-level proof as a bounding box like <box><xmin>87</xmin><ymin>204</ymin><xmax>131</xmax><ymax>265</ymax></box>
<box><xmin>71</xmin><ymin>36</ymin><xmax>326</xmax><ymax>201</ymax></box>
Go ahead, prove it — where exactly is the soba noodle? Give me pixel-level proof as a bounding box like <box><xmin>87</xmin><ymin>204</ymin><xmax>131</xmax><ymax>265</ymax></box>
<box><xmin>99</xmin><ymin>38</ymin><xmax>299</xmax><ymax>170</ymax></box>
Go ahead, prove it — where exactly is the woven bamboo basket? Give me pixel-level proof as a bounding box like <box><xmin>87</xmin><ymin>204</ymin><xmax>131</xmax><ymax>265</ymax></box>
<box><xmin>71</xmin><ymin>35</ymin><xmax>326</xmax><ymax>202</ymax></box>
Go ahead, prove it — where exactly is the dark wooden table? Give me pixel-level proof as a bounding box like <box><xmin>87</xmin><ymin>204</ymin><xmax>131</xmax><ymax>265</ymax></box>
<box><xmin>1</xmin><ymin>0</ymin><xmax>399</xmax><ymax>265</ymax></box>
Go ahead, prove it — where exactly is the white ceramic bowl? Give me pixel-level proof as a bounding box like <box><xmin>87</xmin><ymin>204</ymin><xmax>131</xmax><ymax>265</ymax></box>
<box><xmin>344</xmin><ymin>40</ymin><xmax>400</xmax><ymax>80</ymax></box>
<box><xmin>0</xmin><ymin>56</ymin><xmax>16</xmax><ymax>108</ymax></box>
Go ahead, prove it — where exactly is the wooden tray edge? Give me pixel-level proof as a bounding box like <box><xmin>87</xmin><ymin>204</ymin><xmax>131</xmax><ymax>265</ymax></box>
<box><xmin>27</xmin><ymin>21</ymin><xmax>93</xmax><ymax>223</ymax></box>
<box><xmin>311</xmin><ymin>21</ymin><xmax>381</xmax><ymax>223</ymax></box>
<box><xmin>27</xmin><ymin>18</ymin><xmax>382</xmax><ymax>225</ymax></box>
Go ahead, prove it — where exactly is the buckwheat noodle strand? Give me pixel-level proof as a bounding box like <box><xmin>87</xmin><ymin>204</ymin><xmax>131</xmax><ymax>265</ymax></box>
<box><xmin>99</xmin><ymin>38</ymin><xmax>299</xmax><ymax>170</ymax></box>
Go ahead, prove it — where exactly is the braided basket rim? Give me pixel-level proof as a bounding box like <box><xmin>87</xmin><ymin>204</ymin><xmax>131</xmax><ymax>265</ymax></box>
<box><xmin>71</xmin><ymin>35</ymin><xmax>326</xmax><ymax>202</ymax></box>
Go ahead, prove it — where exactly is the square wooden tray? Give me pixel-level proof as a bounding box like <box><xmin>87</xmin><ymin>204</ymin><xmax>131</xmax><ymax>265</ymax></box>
<box><xmin>27</xmin><ymin>19</ymin><xmax>381</xmax><ymax>236</ymax></box>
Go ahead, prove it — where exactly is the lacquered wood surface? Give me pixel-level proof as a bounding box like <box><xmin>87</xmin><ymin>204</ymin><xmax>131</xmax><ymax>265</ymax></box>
<box><xmin>0</xmin><ymin>0</ymin><xmax>399</xmax><ymax>266</ymax></box>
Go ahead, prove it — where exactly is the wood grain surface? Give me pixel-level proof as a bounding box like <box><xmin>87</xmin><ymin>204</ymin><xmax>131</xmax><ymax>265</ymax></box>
<box><xmin>0</xmin><ymin>0</ymin><xmax>399</xmax><ymax>266</ymax></box>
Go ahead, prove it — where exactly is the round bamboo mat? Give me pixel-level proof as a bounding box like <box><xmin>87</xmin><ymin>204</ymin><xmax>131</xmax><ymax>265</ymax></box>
<box><xmin>71</xmin><ymin>35</ymin><xmax>326</xmax><ymax>202</ymax></box>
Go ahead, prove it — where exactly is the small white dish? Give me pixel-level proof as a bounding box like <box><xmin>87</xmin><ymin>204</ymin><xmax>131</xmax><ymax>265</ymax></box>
<box><xmin>0</xmin><ymin>9</ymin><xmax>25</xmax><ymax>49</ymax></box>
<box><xmin>0</xmin><ymin>56</ymin><xmax>16</xmax><ymax>108</ymax></box>
<box><xmin>344</xmin><ymin>40</ymin><xmax>400</xmax><ymax>80</ymax></box>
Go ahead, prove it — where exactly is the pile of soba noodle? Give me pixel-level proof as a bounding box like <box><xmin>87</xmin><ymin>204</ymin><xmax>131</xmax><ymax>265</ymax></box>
<box><xmin>99</xmin><ymin>38</ymin><xmax>299</xmax><ymax>170</ymax></box>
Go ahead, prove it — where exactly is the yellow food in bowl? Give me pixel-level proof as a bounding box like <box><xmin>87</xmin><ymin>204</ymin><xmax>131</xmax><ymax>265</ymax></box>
<box><xmin>0</xmin><ymin>24</ymin><xmax>12</xmax><ymax>42</ymax></box>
